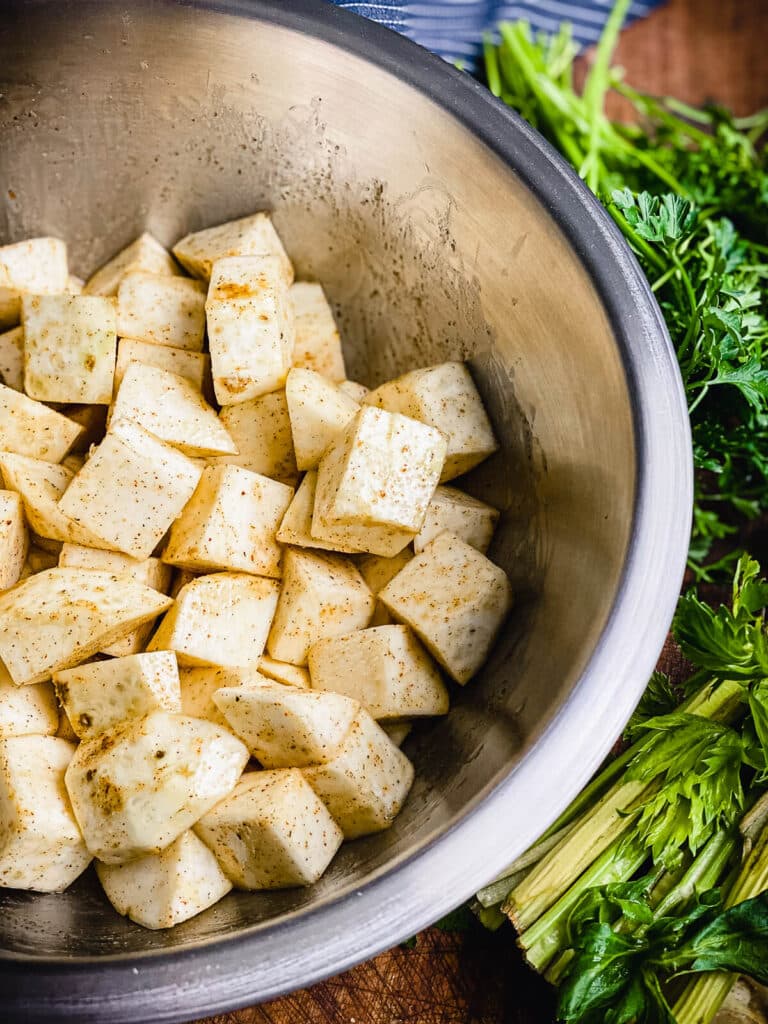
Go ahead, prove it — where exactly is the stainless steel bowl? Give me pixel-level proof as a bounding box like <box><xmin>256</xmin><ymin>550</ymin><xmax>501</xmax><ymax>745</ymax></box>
<box><xmin>0</xmin><ymin>2</ymin><xmax>692</xmax><ymax>1020</ymax></box>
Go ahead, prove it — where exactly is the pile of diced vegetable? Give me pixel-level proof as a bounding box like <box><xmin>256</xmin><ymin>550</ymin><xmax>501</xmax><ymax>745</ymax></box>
<box><xmin>0</xmin><ymin>214</ymin><xmax>512</xmax><ymax>930</ymax></box>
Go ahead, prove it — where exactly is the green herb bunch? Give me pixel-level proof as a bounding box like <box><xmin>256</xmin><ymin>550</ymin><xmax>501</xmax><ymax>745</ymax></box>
<box><xmin>474</xmin><ymin>556</ymin><xmax>768</xmax><ymax>1023</ymax></box>
<box><xmin>484</xmin><ymin>0</ymin><xmax>768</xmax><ymax>578</ymax></box>
<box><xmin>476</xmin><ymin>4</ymin><xmax>768</xmax><ymax>1019</ymax></box>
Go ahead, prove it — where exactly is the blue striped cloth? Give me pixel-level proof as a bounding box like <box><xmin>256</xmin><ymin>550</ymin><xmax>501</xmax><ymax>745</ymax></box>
<box><xmin>329</xmin><ymin>1</ymin><xmax>663</xmax><ymax>68</ymax></box>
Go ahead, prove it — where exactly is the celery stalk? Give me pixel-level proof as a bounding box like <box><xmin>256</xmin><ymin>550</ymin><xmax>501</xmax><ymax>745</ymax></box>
<box><xmin>674</xmin><ymin>820</ymin><xmax>768</xmax><ymax>1024</ymax></box>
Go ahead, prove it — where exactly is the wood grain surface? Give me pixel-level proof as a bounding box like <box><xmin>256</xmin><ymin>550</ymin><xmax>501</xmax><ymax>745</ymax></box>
<box><xmin>199</xmin><ymin>2</ymin><xmax>767</xmax><ymax>1021</ymax></box>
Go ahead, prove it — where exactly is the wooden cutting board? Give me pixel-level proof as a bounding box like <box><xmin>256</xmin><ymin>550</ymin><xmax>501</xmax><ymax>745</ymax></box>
<box><xmin>200</xmin><ymin>2</ymin><xmax>768</xmax><ymax>1020</ymax></box>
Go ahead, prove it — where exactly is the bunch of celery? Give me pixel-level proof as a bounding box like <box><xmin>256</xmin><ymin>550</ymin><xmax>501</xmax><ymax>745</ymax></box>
<box><xmin>474</xmin><ymin>557</ymin><xmax>768</xmax><ymax>1022</ymax></box>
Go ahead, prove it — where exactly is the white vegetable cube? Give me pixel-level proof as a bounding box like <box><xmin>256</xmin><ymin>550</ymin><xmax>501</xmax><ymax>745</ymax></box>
<box><xmin>258</xmin><ymin>656</ymin><xmax>310</xmax><ymax>689</ymax></box>
<box><xmin>173</xmin><ymin>212</ymin><xmax>293</xmax><ymax>284</ymax></box>
<box><xmin>0</xmin><ymin>735</ymin><xmax>91</xmax><ymax>891</ymax></box>
<box><xmin>179</xmin><ymin>666</ymin><xmax>269</xmax><ymax>728</ymax></box>
<box><xmin>65</xmin><ymin>710</ymin><xmax>248</xmax><ymax>864</ymax></box>
<box><xmin>213</xmin><ymin>684</ymin><xmax>359</xmax><ymax>768</ymax></box>
<box><xmin>114</xmin><ymin>337</ymin><xmax>209</xmax><ymax>392</ymax></box>
<box><xmin>0</xmin><ymin>453</ymin><xmax>106</xmax><ymax>548</ymax></box>
<box><xmin>59</xmin><ymin>544</ymin><xmax>172</xmax><ymax>592</ymax></box>
<box><xmin>0</xmin><ymin>568</ymin><xmax>173</xmax><ymax>686</ymax></box>
<box><xmin>308</xmin><ymin>625</ymin><xmax>449</xmax><ymax>720</ymax></box>
<box><xmin>148</xmin><ymin>572</ymin><xmax>279</xmax><ymax>669</ymax></box>
<box><xmin>96</xmin><ymin>830</ymin><xmax>232</xmax><ymax>930</ymax></box>
<box><xmin>303</xmin><ymin>710</ymin><xmax>414</xmax><ymax>839</ymax></box>
<box><xmin>54</xmin><ymin>651</ymin><xmax>181</xmax><ymax>741</ymax></box>
<box><xmin>84</xmin><ymin>233</ymin><xmax>180</xmax><ymax>297</ymax></box>
<box><xmin>0</xmin><ymin>384</ymin><xmax>82</xmax><ymax>463</ymax></box>
<box><xmin>206</xmin><ymin>255</ymin><xmax>295</xmax><ymax>405</ymax></box>
<box><xmin>285</xmin><ymin>367</ymin><xmax>359</xmax><ymax>470</ymax></box>
<box><xmin>365</xmin><ymin>362</ymin><xmax>497</xmax><ymax>481</ymax></box>
<box><xmin>414</xmin><ymin>485</ymin><xmax>499</xmax><ymax>554</ymax></box>
<box><xmin>214</xmin><ymin>390</ymin><xmax>298</xmax><ymax>485</ymax></box>
<box><xmin>312</xmin><ymin>406</ymin><xmax>446</xmax><ymax>556</ymax></box>
<box><xmin>0</xmin><ymin>326</ymin><xmax>24</xmax><ymax>391</ymax></box>
<box><xmin>267</xmin><ymin>549</ymin><xmax>374</xmax><ymax>666</ymax></box>
<box><xmin>0</xmin><ymin>667</ymin><xmax>58</xmax><ymax>737</ymax></box>
<box><xmin>380</xmin><ymin>531</ymin><xmax>512</xmax><ymax>684</ymax></box>
<box><xmin>162</xmin><ymin>465</ymin><xmax>293</xmax><ymax>578</ymax></box>
<box><xmin>57</xmin><ymin>417</ymin><xmax>204</xmax><ymax>560</ymax></box>
<box><xmin>194</xmin><ymin>769</ymin><xmax>342</xmax><ymax>889</ymax></box>
<box><xmin>110</xmin><ymin>363</ymin><xmax>236</xmax><ymax>458</ymax></box>
<box><xmin>117</xmin><ymin>271</ymin><xmax>207</xmax><ymax>351</ymax></box>
<box><xmin>58</xmin><ymin>544</ymin><xmax>172</xmax><ymax>656</ymax></box>
<box><xmin>67</xmin><ymin>276</ymin><xmax>84</xmax><ymax>295</ymax></box>
<box><xmin>338</xmin><ymin>380</ymin><xmax>370</xmax><ymax>402</ymax></box>
<box><xmin>22</xmin><ymin>294</ymin><xmax>117</xmax><ymax>404</ymax></box>
<box><xmin>0</xmin><ymin>489</ymin><xmax>27</xmax><ymax>590</ymax></box>
<box><xmin>0</xmin><ymin>237</ymin><xmax>68</xmax><ymax>329</ymax></box>
<box><xmin>290</xmin><ymin>282</ymin><xmax>346</xmax><ymax>382</ymax></box>
<box><xmin>276</xmin><ymin>471</ymin><xmax>358</xmax><ymax>554</ymax></box>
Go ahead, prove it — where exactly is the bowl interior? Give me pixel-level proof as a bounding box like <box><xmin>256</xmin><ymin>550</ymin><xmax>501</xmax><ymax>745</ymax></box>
<box><xmin>0</xmin><ymin>0</ymin><xmax>636</xmax><ymax>960</ymax></box>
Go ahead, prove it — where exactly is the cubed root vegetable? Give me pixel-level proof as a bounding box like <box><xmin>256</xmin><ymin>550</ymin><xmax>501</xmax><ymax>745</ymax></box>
<box><xmin>308</xmin><ymin>625</ymin><xmax>449</xmax><ymax>720</ymax></box>
<box><xmin>0</xmin><ymin>489</ymin><xmax>28</xmax><ymax>591</ymax></box>
<box><xmin>0</xmin><ymin>568</ymin><xmax>173</xmax><ymax>686</ymax></box>
<box><xmin>84</xmin><ymin>233</ymin><xmax>180</xmax><ymax>297</ymax></box>
<box><xmin>380</xmin><ymin>531</ymin><xmax>513</xmax><ymax>684</ymax></box>
<box><xmin>0</xmin><ymin>668</ymin><xmax>58</xmax><ymax>737</ymax></box>
<box><xmin>109</xmin><ymin>363</ymin><xmax>236</xmax><ymax>458</ymax></box>
<box><xmin>116</xmin><ymin>271</ymin><xmax>207</xmax><ymax>351</ymax></box>
<box><xmin>206</xmin><ymin>255</ymin><xmax>295</xmax><ymax>406</ymax></box>
<box><xmin>214</xmin><ymin>684</ymin><xmax>360</xmax><ymax>768</ymax></box>
<box><xmin>0</xmin><ymin>735</ymin><xmax>92</xmax><ymax>892</ymax></box>
<box><xmin>267</xmin><ymin>548</ymin><xmax>374</xmax><ymax>666</ymax></box>
<box><xmin>312</xmin><ymin>406</ymin><xmax>446</xmax><ymax>556</ymax></box>
<box><xmin>285</xmin><ymin>367</ymin><xmax>359</xmax><ymax>470</ymax></box>
<box><xmin>172</xmin><ymin>212</ymin><xmax>293</xmax><ymax>284</ymax></box>
<box><xmin>65</xmin><ymin>710</ymin><xmax>249</xmax><ymax>864</ymax></box>
<box><xmin>276</xmin><ymin>470</ymin><xmax>359</xmax><ymax>554</ymax></box>
<box><xmin>258</xmin><ymin>656</ymin><xmax>310</xmax><ymax>689</ymax></box>
<box><xmin>364</xmin><ymin>362</ymin><xmax>498</xmax><ymax>481</ymax></box>
<box><xmin>162</xmin><ymin>465</ymin><xmax>293</xmax><ymax>578</ymax></box>
<box><xmin>414</xmin><ymin>486</ymin><xmax>499</xmax><ymax>554</ymax></box>
<box><xmin>213</xmin><ymin>390</ymin><xmax>298</xmax><ymax>486</ymax></box>
<box><xmin>54</xmin><ymin>651</ymin><xmax>181</xmax><ymax>741</ymax></box>
<box><xmin>114</xmin><ymin>337</ymin><xmax>209</xmax><ymax>393</ymax></box>
<box><xmin>148</xmin><ymin>572</ymin><xmax>280</xmax><ymax>669</ymax></box>
<box><xmin>0</xmin><ymin>383</ymin><xmax>83</xmax><ymax>463</ymax></box>
<box><xmin>96</xmin><ymin>830</ymin><xmax>232</xmax><ymax>930</ymax></box>
<box><xmin>0</xmin><ymin>237</ymin><xmax>68</xmax><ymax>329</ymax></box>
<box><xmin>290</xmin><ymin>282</ymin><xmax>346</xmax><ymax>383</ymax></box>
<box><xmin>194</xmin><ymin>769</ymin><xmax>343</xmax><ymax>889</ymax></box>
<box><xmin>57</xmin><ymin>417</ymin><xmax>204</xmax><ymax>560</ymax></box>
<box><xmin>303</xmin><ymin>709</ymin><xmax>415</xmax><ymax>839</ymax></box>
<box><xmin>22</xmin><ymin>294</ymin><xmax>117</xmax><ymax>405</ymax></box>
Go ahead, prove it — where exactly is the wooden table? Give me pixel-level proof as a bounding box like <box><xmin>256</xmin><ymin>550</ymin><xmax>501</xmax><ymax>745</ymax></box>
<box><xmin>202</xmin><ymin>2</ymin><xmax>768</xmax><ymax>1021</ymax></box>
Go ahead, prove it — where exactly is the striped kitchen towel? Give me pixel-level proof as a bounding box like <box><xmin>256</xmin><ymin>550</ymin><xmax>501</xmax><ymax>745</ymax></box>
<box><xmin>328</xmin><ymin>1</ymin><xmax>663</xmax><ymax>67</ymax></box>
